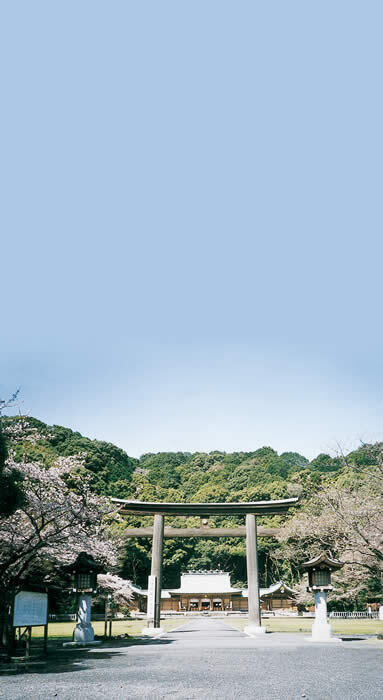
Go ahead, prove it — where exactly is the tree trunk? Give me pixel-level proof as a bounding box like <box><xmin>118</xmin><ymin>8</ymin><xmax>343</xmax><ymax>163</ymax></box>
<box><xmin>0</xmin><ymin>596</ymin><xmax>13</xmax><ymax>659</ymax></box>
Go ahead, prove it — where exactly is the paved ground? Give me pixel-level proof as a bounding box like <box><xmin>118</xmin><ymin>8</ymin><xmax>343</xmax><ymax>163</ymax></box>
<box><xmin>1</xmin><ymin>618</ymin><xmax>382</xmax><ymax>699</ymax></box>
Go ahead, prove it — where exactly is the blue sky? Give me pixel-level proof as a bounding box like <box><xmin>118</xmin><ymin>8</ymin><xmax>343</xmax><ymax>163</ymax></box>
<box><xmin>1</xmin><ymin>1</ymin><xmax>383</xmax><ymax>459</ymax></box>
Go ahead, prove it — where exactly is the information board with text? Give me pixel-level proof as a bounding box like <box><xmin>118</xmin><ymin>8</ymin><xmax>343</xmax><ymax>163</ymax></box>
<box><xmin>13</xmin><ymin>591</ymin><xmax>48</xmax><ymax>627</ymax></box>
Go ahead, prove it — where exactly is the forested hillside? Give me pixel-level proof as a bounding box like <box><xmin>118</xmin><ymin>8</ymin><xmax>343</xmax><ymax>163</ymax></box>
<box><xmin>4</xmin><ymin>416</ymin><xmax>380</xmax><ymax>606</ymax></box>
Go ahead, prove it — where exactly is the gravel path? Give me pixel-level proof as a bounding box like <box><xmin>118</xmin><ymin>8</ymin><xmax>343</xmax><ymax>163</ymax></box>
<box><xmin>1</xmin><ymin>617</ymin><xmax>382</xmax><ymax>699</ymax></box>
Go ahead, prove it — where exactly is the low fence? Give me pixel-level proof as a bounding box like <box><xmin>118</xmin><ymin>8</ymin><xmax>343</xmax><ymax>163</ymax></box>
<box><xmin>49</xmin><ymin>614</ymin><xmax>77</xmax><ymax>622</ymax></box>
<box><xmin>49</xmin><ymin>610</ymin><xmax>380</xmax><ymax>622</ymax></box>
<box><xmin>48</xmin><ymin>613</ymin><xmax>130</xmax><ymax>622</ymax></box>
<box><xmin>329</xmin><ymin>611</ymin><xmax>379</xmax><ymax>619</ymax></box>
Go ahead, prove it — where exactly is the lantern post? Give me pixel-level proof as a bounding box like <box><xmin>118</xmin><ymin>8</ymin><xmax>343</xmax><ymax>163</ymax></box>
<box><xmin>64</xmin><ymin>552</ymin><xmax>103</xmax><ymax>645</ymax></box>
<box><xmin>303</xmin><ymin>552</ymin><xmax>343</xmax><ymax>643</ymax></box>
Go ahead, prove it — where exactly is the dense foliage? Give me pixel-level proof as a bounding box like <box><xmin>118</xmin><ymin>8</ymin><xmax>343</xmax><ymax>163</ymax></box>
<box><xmin>3</xmin><ymin>415</ymin><xmax>382</xmax><ymax>608</ymax></box>
<box><xmin>0</xmin><ymin>419</ymin><xmax>339</xmax><ymax>578</ymax></box>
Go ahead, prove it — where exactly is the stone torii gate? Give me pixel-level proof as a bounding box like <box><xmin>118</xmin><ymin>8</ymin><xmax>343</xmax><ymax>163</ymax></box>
<box><xmin>111</xmin><ymin>497</ymin><xmax>298</xmax><ymax>636</ymax></box>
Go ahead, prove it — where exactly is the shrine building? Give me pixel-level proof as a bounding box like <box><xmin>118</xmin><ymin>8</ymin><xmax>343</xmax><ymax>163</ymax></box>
<box><xmin>131</xmin><ymin>571</ymin><xmax>297</xmax><ymax>613</ymax></box>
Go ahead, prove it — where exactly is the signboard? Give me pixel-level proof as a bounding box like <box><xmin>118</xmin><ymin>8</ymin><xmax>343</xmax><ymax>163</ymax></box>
<box><xmin>13</xmin><ymin>591</ymin><xmax>48</xmax><ymax>627</ymax></box>
<box><xmin>147</xmin><ymin>575</ymin><xmax>157</xmax><ymax>620</ymax></box>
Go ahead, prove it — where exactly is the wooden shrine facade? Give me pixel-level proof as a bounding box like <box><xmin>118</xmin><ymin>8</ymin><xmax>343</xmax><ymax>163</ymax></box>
<box><xmin>130</xmin><ymin>572</ymin><xmax>297</xmax><ymax>614</ymax></box>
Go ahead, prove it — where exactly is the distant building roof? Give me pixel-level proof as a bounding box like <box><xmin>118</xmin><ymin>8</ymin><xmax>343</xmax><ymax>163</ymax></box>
<box><xmin>244</xmin><ymin>581</ymin><xmax>297</xmax><ymax>599</ymax></box>
<box><xmin>174</xmin><ymin>571</ymin><xmax>239</xmax><ymax>594</ymax></box>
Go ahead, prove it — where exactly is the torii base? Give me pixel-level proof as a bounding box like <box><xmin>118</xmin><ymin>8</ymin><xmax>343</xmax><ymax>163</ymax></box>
<box><xmin>141</xmin><ymin>627</ymin><xmax>166</xmax><ymax>637</ymax></box>
<box><xmin>244</xmin><ymin>625</ymin><xmax>267</xmax><ymax>637</ymax></box>
<box><xmin>63</xmin><ymin>640</ymin><xmax>101</xmax><ymax>647</ymax></box>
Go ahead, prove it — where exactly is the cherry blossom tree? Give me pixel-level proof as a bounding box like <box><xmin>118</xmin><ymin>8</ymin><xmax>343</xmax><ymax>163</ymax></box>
<box><xmin>0</xmin><ymin>455</ymin><xmax>117</xmax><ymax>594</ymax></box>
<box><xmin>94</xmin><ymin>573</ymin><xmax>134</xmax><ymax>638</ymax></box>
<box><xmin>0</xmin><ymin>427</ymin><xmax>120</xmax><ymax>648</ymax></box>
<box><xmin>96</xmin><ymin>573</ymin><xmax>133</xmax><ymax>606</ymax></box>
<box><xmin>277</xmin><ymin>444</ymin><xmax>383</xmax><ymax>604</ymax></box>
<box><xmin>0</xmin><ymin>392</ymin><xmax>24</xmax><ymax>518</ymax></box>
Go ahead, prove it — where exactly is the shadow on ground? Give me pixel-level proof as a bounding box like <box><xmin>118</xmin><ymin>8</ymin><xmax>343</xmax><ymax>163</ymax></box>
<box><xmin>0</xmin><ymin>636</ymin><xmax>175</xmax><ymax>677</ymax></box>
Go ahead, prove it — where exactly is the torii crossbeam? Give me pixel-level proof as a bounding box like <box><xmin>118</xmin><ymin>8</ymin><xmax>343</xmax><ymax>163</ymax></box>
<box><xmin>112</xmin><ymin>497</ymin><xmax>298</xmax><ymax>636</ymax></box>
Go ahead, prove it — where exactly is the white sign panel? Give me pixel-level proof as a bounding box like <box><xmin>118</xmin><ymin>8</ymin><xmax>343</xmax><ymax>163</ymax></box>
<box><xmin>13</xmin><ymin>591</ymin><xmax>48</xmax><ymax>627</ymax></box>
<box><xmin>147</xmin><ymin>575</ymin><xmax>157</xmax><ymax>620</ymax></box>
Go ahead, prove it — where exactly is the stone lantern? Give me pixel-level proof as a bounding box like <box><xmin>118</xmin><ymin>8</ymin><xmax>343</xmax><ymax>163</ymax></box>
<box><xmin>64</xmin><ymin>552</ymin><xmax>103</xmax><ymax>644</ymax></box>
<box><xmin>303</xmin><ymin>552</ymin><xmax>343</xmax><ymax>642</ymax></box>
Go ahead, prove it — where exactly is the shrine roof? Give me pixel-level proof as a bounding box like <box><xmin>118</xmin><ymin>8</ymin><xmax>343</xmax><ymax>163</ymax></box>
<box><xmin>169</xmin><ymin>571</ymin><xmax>239</xmax><ymax>594</ymax></box>
<box><xmin>131</xmin><ymin>573</ymin><xmax>297</xmax><ymax>599</ymax></box>
<box><xmin>242</xmin><ymin>580</ymin><xmax>297</xmax><ymax>598</ymax></box>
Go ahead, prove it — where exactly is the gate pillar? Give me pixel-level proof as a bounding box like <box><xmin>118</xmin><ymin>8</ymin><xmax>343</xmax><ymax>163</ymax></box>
<box><xmin>142</xmin><ymin>513</ymin><xmax>165</xmax><ymax>635</ymax></box>
<box><xmin>152</xmin><ymin>513</ymin><xmax>164</xmax><ymax>628</ymax></box>
<box><xmin>244</xmin><ymin>514</ymin><xmax>266</xmax><ymax>636</ymax></box>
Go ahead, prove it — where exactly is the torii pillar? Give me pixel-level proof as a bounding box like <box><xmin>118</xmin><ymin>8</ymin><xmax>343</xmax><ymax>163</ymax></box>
<box><xmin>244</xmin><ymin>514</ymin><xmax>266</xmax><ymax>635</ymax></box>
<box><xmin>142</xmin><ymin>514</ymin><xmax>165</xmax><ymax>635</ymax></box>
<box><xmin>152</xmin><ymin>514</ymin><xmax>164</xmax><ymax>628</ymax></box>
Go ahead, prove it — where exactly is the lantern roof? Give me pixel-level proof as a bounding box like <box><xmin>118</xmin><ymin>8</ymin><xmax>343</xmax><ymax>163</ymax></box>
<box><xmin>302</xmin><ymin>552</ymin><xmax>343</xmax><ymax>571</ymax></box>
<box><xmin>63</xmin><ymin>552</ymin><xmax>104</xmax><ymax>575</ymax></box>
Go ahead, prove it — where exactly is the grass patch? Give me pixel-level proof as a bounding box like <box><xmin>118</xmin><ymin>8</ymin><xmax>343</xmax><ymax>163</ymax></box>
<box><xmin>29</xmin><ymin>618</ymin><xmax>183</xmax><ymax>641</ymax></box>
<box><xmin>24</xmin><ymin>617</ymin><xmax>383</xmax><ymax>640</ymax></box>
<box><xmin>228</xmin><ymin>617</ymin><xmax>383</xmax><ymax>635</ymax></box>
